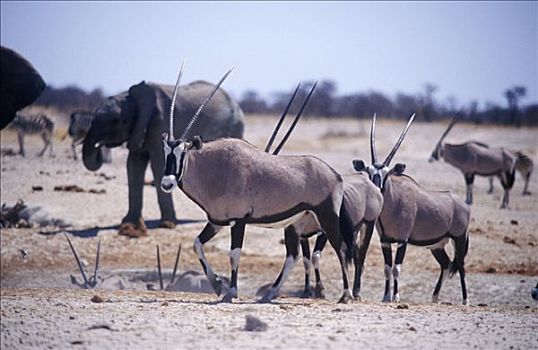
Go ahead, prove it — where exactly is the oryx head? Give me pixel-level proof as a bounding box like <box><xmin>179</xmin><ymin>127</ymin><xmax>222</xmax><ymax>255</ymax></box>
<box><xmin>353</xmin><ymin>113</ymin><xmax>415</xmax><ymax>191</ymax></box>
<box><xmin>160</xmin><ymin>60</ymin><xmax>235</xmax><ymax>193</ymax></box>
<box><xmin>429</xmin><ymin>116</ymin><xmax>457</xmax><ymax>162</ymax></box>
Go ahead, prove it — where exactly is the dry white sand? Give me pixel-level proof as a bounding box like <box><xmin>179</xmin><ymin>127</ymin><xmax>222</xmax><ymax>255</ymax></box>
<box><xmin>1</xmin><ymin>115</ymin><xmax>537</xmax><ymax>349</ymax></box>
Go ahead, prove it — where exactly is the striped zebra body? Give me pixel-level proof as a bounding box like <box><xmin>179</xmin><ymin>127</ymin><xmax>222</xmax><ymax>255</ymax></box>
<box><xmin>10</xmin><ymin>114</ymin><xmax>54</xmax><ymax>157</ymax></box>
<box><xmin>67</xmin><ymin>111</ymin><xmax>111</xmax><ymax>163</ymax></box>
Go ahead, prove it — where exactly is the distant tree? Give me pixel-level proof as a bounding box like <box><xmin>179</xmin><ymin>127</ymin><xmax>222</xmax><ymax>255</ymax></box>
<box><xmin>504</xmin><ymin>86</ymin><xmax>527</xmax><ymax>126</ymax></box>
<box><xmin>303</xmin><ymin>80</ymin><xmax>336</xmax><ymax>117</ymax></box>
<box><xmin>394</xmin><ymin>93</ymin><xmax>419</xmax><ymax>118</ymax></box>
<box><xmin>419</xmin><ymin>83</ymin><xmax>438</xmax><ymax>122</ymax></box>
<box><xmin>239</xmin><ymin>90</ymin><xmax>267</xmax><ymax>114</ymax></box>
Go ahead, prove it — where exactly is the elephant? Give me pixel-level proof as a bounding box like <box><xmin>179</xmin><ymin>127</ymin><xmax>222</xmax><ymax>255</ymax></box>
<box><xmin>0</xmin><ymin>46</ymin><xmax>46</xmax><ymax>130</ymax></box>
<box><xmin>82</xmin><ymin>80</ymin><xmax>245</xmax><ymax>237</ymax></box>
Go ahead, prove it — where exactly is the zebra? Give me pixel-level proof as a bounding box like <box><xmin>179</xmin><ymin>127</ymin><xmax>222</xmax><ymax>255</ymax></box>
<box><xmin>9</xmin><ymin>113</ymin><xmax>54</xmax><ymax>157</ymax></box>
<box><xmin>65</xmin><ymin>110</ymin><xmax>111</xmax><ymax>162</ymax></box>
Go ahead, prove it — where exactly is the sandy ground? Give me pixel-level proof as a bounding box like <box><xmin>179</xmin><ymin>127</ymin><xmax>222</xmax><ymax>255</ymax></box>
<box><xmin>1</xmin><ymin>114</ymin><xmax>537</xmax><ymax>349</ymax></box>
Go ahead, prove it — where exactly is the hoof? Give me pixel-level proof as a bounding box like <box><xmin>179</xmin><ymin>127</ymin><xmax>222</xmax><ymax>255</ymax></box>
<box><xmin>314</xmin><ymin>284</ymin><xmax>326</xmax><ymax>299</ymax></box>
<box><xmin>158</xmin><ymin>220</ymin><xmax>176</xmax><ymax>229</ymax></box>
<box><xmin>353</xmin><ymin>293</ymin><xmax>363</xmax><ymax>302</ymax></box>
<box><xmin>382</xmin><ymin>294</ymin><xmax>392</xmax><ymax>303</ymax></box>
<box><xmin>392</xmin><ymin>293</ymin><xmax>400</xmax><ymax>303</ymax></box>
<box><xmin>118</xmin><ymin>222</ymin><xmax>148</xmax><ymax>238</ymax></box>
<box><xmin>258</xmin><ymin>292</ymin><xmax>277</xmax><ymax>304</ymax></box>
<box><xmin>431</xmin><ymin>294</ymin><xmax>440</xmax><ymax>304</ymax></box>
<box><xmin>337</xmin><ymin>290</ymin><xmax>352</xmax><ymax>304</ymax></box>
<box><xmin>462</xmin><ymin>298</ymin><xmax>470</xmax><ymax>306</ymax></box>
<box><xmin>220</xmin><ymin>291</ymin><xmax>237</xmax><ymax>303</ymax></box>
<box><xmin>209</xmin><ymin>275</ymin><xmax>223</xmax><ymax>297</ymax></box>
<box><xmin>301</xmin><ymin>287</ymin><xmax>314</xmax><ymax>299</ymax></box>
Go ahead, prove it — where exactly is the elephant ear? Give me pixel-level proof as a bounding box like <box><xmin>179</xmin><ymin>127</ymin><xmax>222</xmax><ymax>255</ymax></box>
<box><xmin>127</xmin><ymin>81</ymin><xmax>158</xmax><ymax>150</ymax></box>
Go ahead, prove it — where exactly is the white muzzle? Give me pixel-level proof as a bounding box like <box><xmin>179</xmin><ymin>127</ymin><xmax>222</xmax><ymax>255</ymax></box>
<box><xmin>161</xmin><ymin>175</ymin><xmax>177</xmax><ymax>193</ymax></box>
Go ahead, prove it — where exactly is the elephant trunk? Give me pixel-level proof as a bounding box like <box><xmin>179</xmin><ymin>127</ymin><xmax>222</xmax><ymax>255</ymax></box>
<box><xmin>82</xmin><ymin>128</ymin><xmax>104</xmax><ymax>171</ymax></box>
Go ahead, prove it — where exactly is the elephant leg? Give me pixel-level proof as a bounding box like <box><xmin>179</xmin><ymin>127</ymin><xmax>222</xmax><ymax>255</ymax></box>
<box><xmin>17</xmin><ymin>131</ymin><xmax>25</xmax><ymax>157</ymax></box>
<box><xmin>150</xmin><ymin>151</ymin><xmax>177</xmax><ymax>227</ymax></box>
<box><xmin>119</xmin><ymin>151</ymin><xmax>150</xmax><ymax>237</ymax></box>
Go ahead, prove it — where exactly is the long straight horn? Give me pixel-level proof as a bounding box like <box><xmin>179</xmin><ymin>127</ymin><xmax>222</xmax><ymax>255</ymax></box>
<box><xmin>169</xmin><ymin>58</ymin><xmax>187</xmax><ymax>141</ymax></box>
<box><xmin>370</xmin><ymin>113</ymin><xmax>378</xmax><ymax>164</ymax></box>
<box><xmin>157</xmin><ymin>244</ymin><xmax>164</xmax><ymax>290</ymax></box>
<box><xmin>180</xmin><ymin>66</ymin><xmax>235</xmax><ymax>140</ymax></box>
<box><xmin>272</xmin><ymin>81</ymin><xmax>318</xmax><ymax>155</ymax></box>
<box><xmin>64</xmin><ymin>234</ymin><xmax>89</xmax><ymax>288</ymax></box>
<box><xmin>432</xmin><ymin>115</ymin><xmax>458</xmax><ymax>151</ymax></box>
<box><xmin>169</xmin><ymin>243</ymin><xmax>182</xmax><ymax>286</ymax></box>
<box><xmin>264</xmin><ymin>82</ymin><xmax>301</xmax><ymax>153</ymax></box>
<box><xmin>92</xmin><ymin>238</ymin><xmax>101</xmax><ymax>286</ymax></box>
<box><xmin>382</xmin><ymin>113</ymin><xmax>416</xmax><ymax>167</ymax></box>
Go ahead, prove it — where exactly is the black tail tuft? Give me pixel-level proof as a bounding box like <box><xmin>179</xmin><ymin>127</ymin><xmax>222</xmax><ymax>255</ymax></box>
<box><xmin>450</xmin><ymin>234</ymin><xmax>469</xmax><ymax>278</ymax></box>
<box><xmin>338</xmin><ymin>204</ymin><xmax>355</xmax><ymax>266</ymax></box>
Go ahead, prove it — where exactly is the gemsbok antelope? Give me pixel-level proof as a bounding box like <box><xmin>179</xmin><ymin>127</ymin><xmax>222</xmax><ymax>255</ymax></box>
<box><xmin>160</xmin><ymin>63</ymin><xmax>354</xmax><ymax>303</ymax></box>
<box><xmin>261</xmin><ymin>90</ymin><xmax>383</xmax><ymax>301</ymax></box>
<box><xmin>353</xmin><ymin>114</ymin><xmax>471</xmax><ymax>305</ymax></box>
<box><xmin>429</xmin><ymin>117</ymin><xmax>517</xmax><ymax>208</ymax></box>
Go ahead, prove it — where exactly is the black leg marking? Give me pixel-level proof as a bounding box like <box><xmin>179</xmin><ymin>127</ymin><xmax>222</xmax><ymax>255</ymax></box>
<box><xmin>300</xmin><ymin>238</ymin><xmax>313</xmax><ymax>298</ymax></box>
<box><xmin>430</xmin><ymin>248</ymin><xmax>451</xmax><ymax>303</ymax></box>
<box><xmin>453</xmin><ymin>235</ymin><xmax>469</xmax><ymax>305</ymax></box>
<box><xmin>312</xmin><ymin>233</ymin><xmax>327</xmax><ymax>298</ymax></box>
<box><xmin>317</xmin><ymin>207</ymin><xmax>352</xmax><ymax>304</ymax></box>
<box><xmin>194</xmin><ymin>223</ymin><xmax>224</xmax><ymax>296</ymax></box>
<box><xmin>464</xmin><ymin>173</ymin><xmax>475</xmax><ymax>205</ymax></box>
<box><xmin>392</xmin><ymin>242</ymin><xmax>407</xmax><ymax>302</ymax></box>
<box><xmin>353</xmin><ymin>221</ymin><xmax>374</xmax><ymax>300</ymax></box>
<box><xmin>259</xmin><ymin>226</ymin><xmax>300</xmax><ymax>303</ymax></box>
<box><xmin>381</xmin><ymin>240</ymin><xmax>393</xmax><ymax>302</ymax></box>
<box><xmin>221</xmin><ymin>221</ymin><xmax>246</xmax><ymax>303</ymax></box>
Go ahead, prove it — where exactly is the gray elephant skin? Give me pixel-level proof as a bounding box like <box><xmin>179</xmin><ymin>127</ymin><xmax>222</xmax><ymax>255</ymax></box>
<box><xmin>82</xmin><ymin>80</ymin><xmax>244</xmax><ymax>237</ymax></box>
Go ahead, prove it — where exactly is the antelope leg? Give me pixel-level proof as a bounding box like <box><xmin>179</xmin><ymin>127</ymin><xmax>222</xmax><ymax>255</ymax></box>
<box><xmin>392</xmin><ymin>242</ymin><xmax>407</xmax><ymax>303</ymax></box>
<box><xmin>299</xmin><ymin>238</ymin><xmax>313</xmax><ymax>298</ymax></box>
<box><xmin>221</xmin><ymin>220</ymin><xmax>246</xmax><ymax>303</ymax></box>
<box><xmin>259</xmin><ymin>226</ymin><xmax>300</xmax><ymax>303</ymax></box>
<box><xmin>157</xmin><ymin>244</ymin><xmax>164</xmax><ymax>290</ymax></box>
<box><xmin>312</xmin><ymin>233</ymin><xmax>328</xmax><ymax>298</ymax></box>
<box><xmin>194</xmin><ymin>223</ymin><xmax>224</xmax><ymax>296</ymax></box>
<box><xmin>353</xmin><ymin>221</ymin><xmax>374</xmax><ymax>301</ymax></box>
<box><xmin>381</xmin><ymin>241</ymin><xmax>393</xmax><ymax>302</ymax></box>
<box><xmin>430</xmin><ymin>248</ymin><xmax>451</xmax><ymax>303</ymax></box>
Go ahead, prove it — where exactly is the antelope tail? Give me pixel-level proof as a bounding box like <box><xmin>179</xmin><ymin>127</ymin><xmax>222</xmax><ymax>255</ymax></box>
<box><xmin>338</xmin><ymin>204</ymin><xmax>355</xmax><ymax>266</ymax></box>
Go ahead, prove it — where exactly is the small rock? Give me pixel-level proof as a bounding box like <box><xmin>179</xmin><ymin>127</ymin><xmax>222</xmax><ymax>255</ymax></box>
<box><xmin>485</xmin><ymin>267</ymin><xmax>497</xmax><ymax>273</ymax></box>
<box><xmin>69</xmin><ymin>316</ymin><xmax>76</xmax><ymax>320</ymax></box>
<box><xmin>244</xmin><ymin>314</ymin><xmax>268</xmax><ymax>332</ymax></box>
<box><xmin>91</xmin><ymin>295</ymin><xmax>104</xmax><ymax>303</ymax></box>
<box><xmin>503</xmin><ymin>236</ymin><xmax>516</xmax><ymax>245</ymax></box>
<box><xmin>510</xmin><ymin>220</ymin><xmax>518</xmax><ymax>226</ymax></box>
<box><xmin>409</xmin><ymin>326</ymin><xmax>417</xmax><ymax>331</ymax></box>
<box><xmin>70</xmin><ymin>341</ymin><xmax>83</xmax><ymax>345</ymax></box>
<box><xmin>161</xmin><ymin>302</ymin><xmax>169</xmax><ymax>307</ymax></box>
<box><xmin>32</xmin><ymin>186</ymin><xmax>43</xmax><ymax>191</ymax></box>
<box><xmin>477</xmin><ymin>303</ymin><xmax>488</xmax><ymax>307</ymax></box>
<box><xmin>396</xmin><ymin>304</ymin><xmax>409</xmax><ymax>309</ymax></box>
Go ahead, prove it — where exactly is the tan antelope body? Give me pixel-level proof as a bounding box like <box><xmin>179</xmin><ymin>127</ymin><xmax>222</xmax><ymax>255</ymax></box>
<box><xmin>161</xmin><ymin>65</ymin><xmax>355</xmax><ymax>303</ymax></box>
<box><xmin>354</xmin><ymin>114</ymin><xmax>471</xmax><ymax>304</ymax></box>
<box><xmin>429</xmin><ymin>118</ymin><xmax>517</xmax><ymax>208</ymax></box>
<box><xmin>257</xmin><ymin>92</ymin><xmax>383</xmax><ymax>302</ymax></box>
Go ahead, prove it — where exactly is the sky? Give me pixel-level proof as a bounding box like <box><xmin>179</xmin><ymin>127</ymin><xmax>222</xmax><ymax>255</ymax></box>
<box><xmin>1</xmin><ymin>1</ymin><xmax>536</xmax><ymax>108</ymax></box>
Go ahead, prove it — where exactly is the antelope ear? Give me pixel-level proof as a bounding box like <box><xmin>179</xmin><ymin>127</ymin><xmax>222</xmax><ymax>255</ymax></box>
<box><xmin>190</xmin><ymin>136</ymin><xmax>203</xmax><ymax>150</ymax></box>
<box><xmin>393</xmin><ymin>163</ymin><xmax>406</xmax><ymax>175</ymax></box>
<box><xmin>352</xmin><ymin>159</ymin><xmax>366</xmax><ymax>172</ymax></box>
<box><xmin>127</xmin><ymin>81</ymin><xmax>157</xmax><ymax>150</ymax></box>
